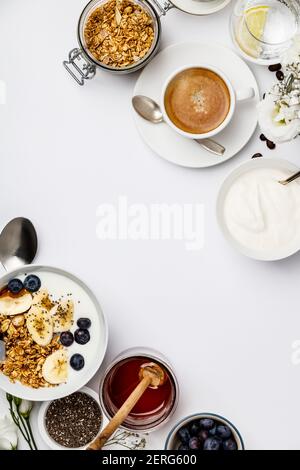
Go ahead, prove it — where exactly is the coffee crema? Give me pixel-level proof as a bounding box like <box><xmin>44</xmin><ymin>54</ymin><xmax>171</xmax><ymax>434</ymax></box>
<box><xmin>164</xmin><ymin>68</ymin><xmax>231</xmax><ymax>134</ymax></box>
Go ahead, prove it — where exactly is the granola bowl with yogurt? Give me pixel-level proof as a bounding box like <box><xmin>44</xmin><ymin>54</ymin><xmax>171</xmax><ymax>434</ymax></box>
<box><xmin>0</xmin><ymin>265</ymin><xmax>108</xmax><ymax>401</ymax></box>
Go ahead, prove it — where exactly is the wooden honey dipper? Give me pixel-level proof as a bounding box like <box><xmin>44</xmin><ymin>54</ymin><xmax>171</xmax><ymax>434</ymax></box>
<box><xmin>87</xmin><ymin>362</ymin><xmax>166</xmax><ymax>450</ymax></box>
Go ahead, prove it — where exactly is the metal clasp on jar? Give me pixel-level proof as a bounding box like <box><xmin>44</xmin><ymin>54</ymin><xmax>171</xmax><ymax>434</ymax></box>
<box><xmin>63</xmin><ymin>48</ymin><xmax>96</xmax><ymax>86</ymax></box>
<box><xmin>151</xmin><ymin>0</ymin><xmax>174</xmax><ymax>16</ymax></box>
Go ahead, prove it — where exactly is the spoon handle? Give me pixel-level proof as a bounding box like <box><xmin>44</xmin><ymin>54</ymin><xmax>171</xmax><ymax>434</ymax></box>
<box><xmin>87</xmin><ymin>375</ymin><xmax>152</xmax><ymax>450</ymax></box>
<box><xmin>279</xmin><ymin>170</ymin><xmax>300</xmax><ymax>186</ymax></box>
<box><xmin>195</xmin><ymin>138</ymin><xmax>225</xmax><ymax>156</ymax></box>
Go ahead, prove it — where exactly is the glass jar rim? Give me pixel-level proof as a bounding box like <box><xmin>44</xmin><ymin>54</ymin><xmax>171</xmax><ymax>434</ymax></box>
<box><xmin>243</xmin><ymin>0</ymin><xmax>300</xmax><ymax>46</ymax></box>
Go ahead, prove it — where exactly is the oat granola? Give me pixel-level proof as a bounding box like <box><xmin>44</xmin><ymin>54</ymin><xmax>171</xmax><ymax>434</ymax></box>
<box><xmin>84</xmin><ymin>0</ymin><xmax>155</xmax><ymax>68</ymax></box>
<box><xmin>0</xmin><ymin>314</ymin><xmax>62</xmax><ymax>388</ymax></box>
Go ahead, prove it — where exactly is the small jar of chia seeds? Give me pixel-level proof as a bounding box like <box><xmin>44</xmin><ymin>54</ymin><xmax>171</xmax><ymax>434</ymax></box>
<box><xmin>38</xmin><ymin>387</ymin><xmax>103</xmax><ymax>450</ymax></box>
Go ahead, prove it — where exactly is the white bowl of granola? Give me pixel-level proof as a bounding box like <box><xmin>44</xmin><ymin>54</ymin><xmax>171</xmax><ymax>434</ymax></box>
<box><xmin>0</xmin><ymin>265</ymin><xmax>108</xmax><ymax>400</ymax></box>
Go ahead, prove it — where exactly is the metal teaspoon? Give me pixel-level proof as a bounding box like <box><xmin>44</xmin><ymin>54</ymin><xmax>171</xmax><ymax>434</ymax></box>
<box><xmin>132</xmin><ymin>95</ymin><xmax>225</xmax><ymax>156</ymax></box>
<box><xmin>278</xmin><ymin>171</ymin><xmax>300</xmax><ymax>186</ymax></box>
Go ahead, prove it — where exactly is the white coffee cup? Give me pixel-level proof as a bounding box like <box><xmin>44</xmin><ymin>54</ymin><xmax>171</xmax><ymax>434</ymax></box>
<box><xmin>161</xmin><ymin>64</ymin><xmax>255</xmax><ymax>140</ymax></box>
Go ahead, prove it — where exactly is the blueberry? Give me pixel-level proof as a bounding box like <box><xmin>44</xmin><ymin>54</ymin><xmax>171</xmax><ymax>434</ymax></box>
<box><xmin>189</xmin><ymin>437</ymin><xmax>200</xmax><ymax>450</ymax></box>
<box><xmin>209</xmin><ymin>425</ymin><xmax>217</xmax><ymax>436</ymax></box>
<box><xmin>178</xmin><ymin>444</ymin><xmax>189</xmax><ymax>451</ymax></box>
<box><xmin>199</xmin><ymin>418</ymin><xmax>215</xmax><ymax>431</ymax></box>
<box><xmin>70</xmin><ymin>354</ymin><xmax>85</xmax><ymax>371</ymax></box>
<box><xmin>178</xmin><ymin>427</ymin><xmax>190</xmax><ymax>444</ymax></box>
<box><xmin>74</xmin><ymin>328</ymin><xmax>90</xmax><ymax>345</ymax></box>
<box><xmin>60</xmin><ymin>331</ymin><xmax>74</xmax><ymax>347</ymax></box>
<box><xmin>216</xmin><ymin>425</ymin><xmax>232</xmax><ymax>440</ymax></box>
<box><xmin>203</xmin><ymin>437</ymin><xmax>222</xmax><ymax>451</ymax></box>
<box><xmin>223</xmin><ymin>438</ymin><xmax>237</xmax><ymax>451</ymax></box>
<box><xmin>23</xmin><ymin>275</ymin><xmax>41</xmax><ymax>293</ymax></box>
<box><xmin>8</xmin><ymin>279</ymin><xmax>23</xmax><ymax>294</ymax></box>
<box><xmin>198</xmin><ymin>429</ymin><xmax>209</xmax><ymax>443</ymax></box>
<box><xmin>190</xmin><ymin>422</ymin><xmax>200</xmax><ymax>436</ymax></box>
<box><xmin>77</xmin><ymin>318</ymin><xmax>91</xmax><ymax>329</ymax></box>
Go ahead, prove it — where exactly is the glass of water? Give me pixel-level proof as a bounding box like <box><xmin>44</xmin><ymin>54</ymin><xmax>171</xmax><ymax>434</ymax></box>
<box><xmin>230</xmin><ymin>0</ymin><xmax>300</xmax><ymax>64</ymax></box>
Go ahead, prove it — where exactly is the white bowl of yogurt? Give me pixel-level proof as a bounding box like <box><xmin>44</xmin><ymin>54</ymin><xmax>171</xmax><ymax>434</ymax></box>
<box><xmin>0</xmin><ymin>265</ymin><xmax>108</xmax><ymax>400</ymax></box>
<box><xmin>217</xmin><ymin>158</ymin><xmax>300</xmax><ymax>261</ymax></box>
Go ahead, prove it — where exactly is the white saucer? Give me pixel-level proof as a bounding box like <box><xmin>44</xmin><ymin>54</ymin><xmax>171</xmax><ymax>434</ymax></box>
<box><xmin>133</xmin><ymin>42</ymin><xmax>259</xmax><ymax>168</ymax></box>
<box><xmin>170</xmin><ymin>0</ymin><xmax>231</xmax><ymax>16</ymax></box>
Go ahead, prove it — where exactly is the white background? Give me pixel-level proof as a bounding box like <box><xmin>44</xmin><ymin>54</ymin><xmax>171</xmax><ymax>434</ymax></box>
<box><xmin>1</xmin><ymin>0</ymin><xmax>300</xmax><ymax>451</ymax></box>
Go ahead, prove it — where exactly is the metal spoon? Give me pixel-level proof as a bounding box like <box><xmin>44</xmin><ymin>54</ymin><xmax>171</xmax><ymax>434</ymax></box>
<box><xmin>0</xmin><ymin>218</ymin><xmax>38</xmax><ymax>272</ymax></box>
<box><xmin>132</xmin><ymin>95</ymin><xmax>225</xmax><ymax>156</ymax></box>
<box><xmin>278</xmin><ymin>171</ymin><xmax>300</xmax><ymax>186</ymax></box>
<box><xmin>0</xmin><ymin>217</ymin><xmax>38</xmax><ymax>361</ymax></box>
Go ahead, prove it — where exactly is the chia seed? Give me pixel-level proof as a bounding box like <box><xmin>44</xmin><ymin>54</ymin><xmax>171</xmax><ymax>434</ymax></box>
<box><xmin>45</xmin><ymin>392</ymin><xmax>102</xmax><ymax>448</ymax></box>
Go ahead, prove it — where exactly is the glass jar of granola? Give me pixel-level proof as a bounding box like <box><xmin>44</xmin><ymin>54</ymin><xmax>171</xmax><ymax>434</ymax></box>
<box><xmin>63</xmin><ymin>0</ymin><xmax>231</xmax><ymax>85</ymax></box>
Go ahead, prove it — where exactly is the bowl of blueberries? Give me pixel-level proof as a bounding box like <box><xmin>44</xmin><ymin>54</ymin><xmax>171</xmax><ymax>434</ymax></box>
<box><xmin>165</xmin><ymin>413</ymin><xmax>244</xmax><ymax>451</ymax></box>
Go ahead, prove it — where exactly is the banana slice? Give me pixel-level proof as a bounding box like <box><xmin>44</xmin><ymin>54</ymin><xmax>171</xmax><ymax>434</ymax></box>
<box><xmin>50</xmin><ymin>299</ymin><xmax>74</xmax><ymax>333</ymax></box>
<box><xmin>26</xmin><ymin>306</ymin><xmax>53</xmax><ymax>346</ymax></box>
<box><xmin>42</xmin><ymin>350</ymin><xmax>68</xmax><ymax>385</ymax></box>
<box><xmin>0</xmin><ymin>290</ymin><xmax>33</xmax><ymax>316</ymax></box>
<box><xmin>32</xmin><ymin>289</ymin><xmax>48</xmax><ymax>305</ymax></box>
<box><xmin>32</xmin><ymin>289</ymin><xmax>54</xmax><ymax>311</ymax></box>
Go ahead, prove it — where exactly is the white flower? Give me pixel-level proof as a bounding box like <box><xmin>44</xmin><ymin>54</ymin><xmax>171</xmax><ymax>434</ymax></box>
<box><xmin>0</xmin><ymin>416</ymin><xmax>18</xmax><ymax>450</ymax></box>
<box><xmin>258</xmin><ymin>95</ymin><xmax>300</xmax><ymax>143</ymax></box>
<box><xmin>19</xmin><ymin>400</ymin><xmax>33</xmax><ymax>418</ymax></box>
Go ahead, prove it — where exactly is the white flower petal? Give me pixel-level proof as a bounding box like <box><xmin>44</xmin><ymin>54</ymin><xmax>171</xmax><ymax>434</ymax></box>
<box><xmin>4</xmin><ymin>431</ymin><xmax>18</xmax><ymax>448</ymax></box>
<box><xmin>0</xmin><ymin>416</ymin><xmax>18</xmax><ymax>449</ymax></box>
<box><xmin>0</xmin><ymin>416</ymin><xmax>15</xmax><ymax>434</ymax></box>
<box><xmin>0</xmin><ymin>437</ymin><xmax>13</xmax><ymax>450</ymax></box>
<box><xmin>19</xmin><ymin>400</ymin><xmax>33</xmax><ymax>416</ymax></box>
<box><xmin>258</xmin><ymin>97</ymin><xmax>300</xmax><ymax>143</ymax></box>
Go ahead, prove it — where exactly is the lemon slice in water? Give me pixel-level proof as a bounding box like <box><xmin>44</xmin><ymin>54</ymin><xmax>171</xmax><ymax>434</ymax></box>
<box><xmin>236</xmin><ymin>6</ymin><xmax>269</xmax><ymax>58</ymax></box>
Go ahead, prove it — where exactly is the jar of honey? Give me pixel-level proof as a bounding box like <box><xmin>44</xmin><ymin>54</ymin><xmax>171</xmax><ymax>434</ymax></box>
<box><xmin>99</xmin><ymin>347</ymin><xmax>179</xmax><ymax>432</ymax></box>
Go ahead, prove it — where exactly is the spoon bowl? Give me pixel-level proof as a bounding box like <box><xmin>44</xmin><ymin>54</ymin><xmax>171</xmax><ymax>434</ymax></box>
<box><xmin>0</xmin><ymin>218</ymin><xmax>38</xmax><ymax>272</ymax></box>
<box><xmin>132</xmin><ymin>95</ymin><xmax>163</xmax><ymax>124</ymax></box>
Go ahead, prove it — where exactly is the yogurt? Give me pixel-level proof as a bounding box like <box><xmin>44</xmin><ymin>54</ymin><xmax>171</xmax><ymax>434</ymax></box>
<box><xmin>223</xmin><ymin>168</ymin><xmax>300</xmax><ymax>254</ymax></box>
<box><xmin>15</xmin><ymin>268</ymin><xmax>105</xmax><ymax>385</ymax></box>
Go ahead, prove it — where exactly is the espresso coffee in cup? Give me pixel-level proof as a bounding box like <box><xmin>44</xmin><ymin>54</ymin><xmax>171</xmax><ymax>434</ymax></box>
<box><xmin>164</xmin><ymin>67</ymin><xmax>231</xmax><ymax>135</ymax></box>
<box><xmin>162</xmin><ymin>65</ymin><xmax>254</xmax><ymax>140</ymax></box>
